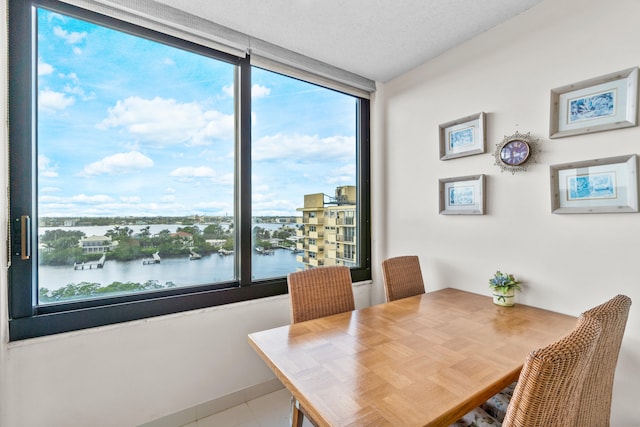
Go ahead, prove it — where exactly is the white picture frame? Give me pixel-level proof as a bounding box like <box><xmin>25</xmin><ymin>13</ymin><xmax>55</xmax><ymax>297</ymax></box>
<box><xmin>439</xmin><ymin>174</ymin><xmax>485</xmax><ymax>215</ymax></box>
<box><xmin>549</xmin><ymin>67</ymin><xmax>638</xmax><ymax>138</ymax></box>
<box><xmin>550</xmin><ymin>154</ymin><xmax>638</xmax><ymax>213</ymax></box>
<box><xmin>439</xmin><ymin>112</ymin><xmax>486</xmax><ymax>160</ymax></box>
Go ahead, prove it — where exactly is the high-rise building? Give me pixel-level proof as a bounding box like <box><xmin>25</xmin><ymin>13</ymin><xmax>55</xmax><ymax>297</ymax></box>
<box><xmin>296</xmin><ymin>186</ymin><xmax>357</xmax><ymax>270</ymax></box>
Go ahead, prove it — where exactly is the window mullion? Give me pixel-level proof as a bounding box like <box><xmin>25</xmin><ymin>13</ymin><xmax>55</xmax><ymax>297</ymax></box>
<box><xmin>354</xmin><ymin>99</ymin><xmax>371</xmax><ymax>283</ymax></box>
<box><xmin>237</xmin><ymin>56</ymin><xmax>252</xmax><ymax>286</ymax></box>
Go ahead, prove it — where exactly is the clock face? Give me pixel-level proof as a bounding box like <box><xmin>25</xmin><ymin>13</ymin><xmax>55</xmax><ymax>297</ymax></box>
<box><xmin>500</xmin><ymin>140</ymin><xmax>530</xmax><ymax>166</ymax></box>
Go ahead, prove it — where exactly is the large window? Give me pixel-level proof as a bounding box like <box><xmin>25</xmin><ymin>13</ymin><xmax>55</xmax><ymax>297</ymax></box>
<box><xmin>8</xmin><ymin>0</ymin><xmax>370</xmax><ymax>340</ymax></box>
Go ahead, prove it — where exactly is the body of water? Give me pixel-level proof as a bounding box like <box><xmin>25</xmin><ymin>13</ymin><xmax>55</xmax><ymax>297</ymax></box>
<box><xmin>38</xmin><ymin>224</ymin><xmax>302</xmax><ymax>292</ymax></box>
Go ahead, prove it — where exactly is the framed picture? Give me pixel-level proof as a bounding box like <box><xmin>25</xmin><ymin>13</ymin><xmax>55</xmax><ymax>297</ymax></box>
<box><xmin>549</xmin><ymin>67</ymin><xmax>638</xmax><ymax>138</ymax></box>
<box><xmin>439</xmin><ymin>112</ymin><xmax>486</xmax><ymax>160</ymax></box>
<box><xmin>550</xmin><ymin>154</ymin><xmax>638</xmax><ymax>213</ymax></box>
<box><xmin>439</xmin><ymin>174</ymin><xmax>485</xmax><ymax>215</ymax></box>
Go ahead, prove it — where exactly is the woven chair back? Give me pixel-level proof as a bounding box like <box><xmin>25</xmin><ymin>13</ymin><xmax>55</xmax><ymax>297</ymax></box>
<box><xmin>575</xmin><ymin>294</ymin><xmax>631</xmax><ymax>427</ymax></box>
<box><xmin>382</xmin><ymin>255</ymin><xmax>426</xmax><ymax>302</ymax></box>
<box><xmin>287</xmin><ymin>266</ymin><xmax>355</xmax><ymax>324</ymax></box>
<box><xmin>503</xmin><ymin>314</ymin><xmax>602</xmax><ymax>427</ymax></box>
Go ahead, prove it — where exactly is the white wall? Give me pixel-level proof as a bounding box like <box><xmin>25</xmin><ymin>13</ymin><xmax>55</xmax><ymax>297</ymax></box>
<box><xmin>377</xmin><ymin>0</ymin><xmax>640</xmax><ymax>424</ymax></box>
<box><xmin>0</xmin><ymin>279</ymin><xmax>370</xmax><ymax>427</ymax></box>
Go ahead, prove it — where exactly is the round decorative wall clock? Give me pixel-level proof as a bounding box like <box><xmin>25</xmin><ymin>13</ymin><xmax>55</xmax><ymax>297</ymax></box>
<box><xmin>494</xmin><ymin>131</ymin><xmax>539</xmax><ymax>174</ymax></box>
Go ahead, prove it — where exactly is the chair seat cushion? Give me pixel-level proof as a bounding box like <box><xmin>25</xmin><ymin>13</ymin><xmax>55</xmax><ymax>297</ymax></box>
<box><xmin>450</xmin><ymin>407</ymin><xmax>501</xmax><ymax>427</ymax></box>
<box><xmin>481</xmin><ymin>382</ymin><xmax>517</xmax><ymax>421</ymax></box>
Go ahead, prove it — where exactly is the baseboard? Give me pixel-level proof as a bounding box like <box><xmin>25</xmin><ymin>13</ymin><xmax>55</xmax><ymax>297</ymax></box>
<box><xmin>138</xmin><ymin>378</ymin><xmax>284</xmax><ymax>427</ymax></box>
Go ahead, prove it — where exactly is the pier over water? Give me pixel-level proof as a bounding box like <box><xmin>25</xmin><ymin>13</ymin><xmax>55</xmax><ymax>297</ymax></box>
<box><xmin>74</xmin><ymin>254</ymin><xmax>106</xmax><ymax>270</ymax></box>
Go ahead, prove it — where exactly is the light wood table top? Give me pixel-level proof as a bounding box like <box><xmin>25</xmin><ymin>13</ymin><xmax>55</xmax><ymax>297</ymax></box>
<box><xmin>248</xmin><ymin>288</ymin><xmax>577</xmax><ymax>426</ymax></box>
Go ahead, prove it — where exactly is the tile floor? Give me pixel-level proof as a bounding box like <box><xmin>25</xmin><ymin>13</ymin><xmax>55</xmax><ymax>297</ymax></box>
<box><xmin>180</xmin><ymin>388</ymin><xmax>313</xmax><ymax>427</ymax></box>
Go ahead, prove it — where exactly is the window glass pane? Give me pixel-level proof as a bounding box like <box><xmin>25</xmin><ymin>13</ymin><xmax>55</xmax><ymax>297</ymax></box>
<box><xmin>251</xmin><ymin>67</ymin><xmax>358</xmax><ymax>278</ymax></box>
<box><xmin>36</xmin><ymin>8</ymin><xmax>236</xmax><ymax>303</ymax></box>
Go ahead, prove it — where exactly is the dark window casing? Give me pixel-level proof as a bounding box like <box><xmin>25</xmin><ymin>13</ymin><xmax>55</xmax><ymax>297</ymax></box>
<box><xmin>7</xmin><ymin>0</ymin><xmax>371</xmax><ymax>341</ymax></box>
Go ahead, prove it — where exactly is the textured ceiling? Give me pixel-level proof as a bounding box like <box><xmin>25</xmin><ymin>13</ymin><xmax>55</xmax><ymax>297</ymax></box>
<box><xmin>154</xmin><ymin>0</ymin><xmax>542</xmax><ymax>82</ymax></box>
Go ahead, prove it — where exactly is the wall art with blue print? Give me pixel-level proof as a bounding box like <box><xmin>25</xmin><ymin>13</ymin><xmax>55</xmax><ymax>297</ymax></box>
<box><xmin>449</xmin><ymin>126</ymin><xmax>474</xmax><ymax>150</ymax></box>
<box><xmin>550</xmin><ymin>67</ymin><xmax>638</xmax><ymax>138</ymax></box>
<box><xmin>439</xmin><ymin>112</ymin><xmax>485</xmax><ymax>160</ymax></box>
<box><xmin>439</xmin><ymin>174</ymin><xmax>485</xmax><ymax>215</ymax></box>
<box><xmin>567</xmin><ymin>172</ymin><xmax>616</xmax><ymax>200</ymax></box>
<box><xmin>449</xmin><ymin>185</ymin><xmax>475</xmax><ymax>206</ymax></box>
<box><xmin>550</xmin><ymin>154</ymin><xmax>637</xmax><ymax>214</ymax></box>
<box><xmin>568</xmin><ymin>89</ymin><xmax>616</xmax><ymax>124</ymax></box>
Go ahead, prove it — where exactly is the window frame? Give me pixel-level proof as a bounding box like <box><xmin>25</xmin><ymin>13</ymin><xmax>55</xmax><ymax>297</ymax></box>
<box><xmin>7</xmin><ymin>0</ymin><xmax>371</xmax><ymax>341</ymax></box>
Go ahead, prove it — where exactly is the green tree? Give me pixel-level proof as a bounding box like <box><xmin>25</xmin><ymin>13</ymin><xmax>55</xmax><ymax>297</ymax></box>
<box><xmin>253</xmin><ymin>226</ymin><xmax>271</xmax><ymax>240</ymax></box>
<box><xmin>203</xmin><ymin>223</ymin><xmax>226</xmax><ymax>238</ymax></box>
<box><xmin>39</xmin><ymin>229</ymin><xmax>86</xmax><ymax>266</ymax></box>
<box><xmin>40</xmin><ymin>229</ymin><xmax>85</xmax><ymax>250</ymax></box>
<box><xmin>39</xmin><ymin>280</ymin><xmax>178</xmax><ymax>302</ymax></box>
<box><xmin>222</xmin><ymin>237</ymin><xmax>234</xmax><ymax>251</ymax></box>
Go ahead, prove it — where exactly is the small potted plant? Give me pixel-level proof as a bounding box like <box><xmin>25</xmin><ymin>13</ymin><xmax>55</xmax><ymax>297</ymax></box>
<box><xmin>489</xmin><ymin>271</ymin><xmax>521</xmax><ymax>307</ymax></box>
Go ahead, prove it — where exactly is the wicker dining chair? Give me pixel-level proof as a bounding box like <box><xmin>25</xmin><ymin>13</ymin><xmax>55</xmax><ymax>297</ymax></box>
<box><xmin>479</xmin><ymin>294</ymin><xmax>632</xmax><ymax>425</ymax></box>
<box><xmin>452</xmin><ymin>313</ymin><xmax>602</xmax><ymax>427</ymax></box>
<box><xmin>381</xmin><ymin>255</ymin><xmax>426</xmax><ymax>302</ymax></box>
<box><xmin>287</xmin><ymin>265</ymin><xmax>355</xmax><ymax>324</ymax></box>
<box><xmin>286</xmin><ymin>265</ymin><xmax>355</xmax><ymax>426</ymax></box>
<box><xmin>575</xmin><ymin>294</ymin><xmax>631</xmax><ymax>427</ymax></box>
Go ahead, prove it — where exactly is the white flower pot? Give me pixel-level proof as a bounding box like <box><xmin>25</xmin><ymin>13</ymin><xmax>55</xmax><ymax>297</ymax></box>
<box><xmin>492</xmin><ymin>288</ymin><xmax>515</xmax><ymax>307</ymax></box>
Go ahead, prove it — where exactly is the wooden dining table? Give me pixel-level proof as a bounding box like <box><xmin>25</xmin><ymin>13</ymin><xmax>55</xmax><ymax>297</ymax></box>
<box><xmin>248</xmin><ymin>288</ymin><xmax>578</xmax><ymax>426</ymax></box>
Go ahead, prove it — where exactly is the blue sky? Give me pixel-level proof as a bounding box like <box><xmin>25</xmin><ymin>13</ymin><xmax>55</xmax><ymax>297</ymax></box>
<box><xmin>36</xmin><ymin>8</ymin><xmax>356</xmax><ymax>218</ymax></box>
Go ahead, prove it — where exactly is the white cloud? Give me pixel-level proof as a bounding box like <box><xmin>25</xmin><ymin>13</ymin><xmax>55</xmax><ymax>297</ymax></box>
<box><xmin>120</xmin><ymin>196</ymin><xmax>141</xmax><ymax>203</ymax></box>
<box><xmin>221</xmin><ymin>84</ymin><xmax>270</xmax><ymax>99</ymax></box>
<box><xmin>163</xmin><ymin>58</ymin><xmax>175</xmax><ymax>66</ymax></box>
<box><xmin>53</xmin><ymin>26</ymin><xmax>87</xmax><ymax>44</ymax></box>
<box><xmin>252</xmin><ymin>198</ymin><xmax>299</xmax><ymax>216</ymax></box>
<box><xmin>38</xmin><ymin>155</ymin><xmax>59</xmax><ymax>177</ymax></box>
<box><xmin>40</xmin><ymin>186</ymin><xmax>60</xmax><ymax>193</ymax></box>
<box><xmin>71</xmin><ymin>194</ymin><xmax>114</xmax><ymax>203</ymax></box>
<box><xmin>253</xmin><ymin>183</ymin><xmax>270</xmax><ymax>194</ymax></box>
<box><xmin>81</xmin><ymin>151</ymin><xmax>154</xmax><ymax>176</ymax></box>
<box><xmin>38</xmin><ymin>154</ymin><xmax>58</xmax><ymax>178</ymax></box>
<box><xmin>326</xmin><ymin>163</ymin><xmax>356</xmax><ymax>184</ymax></box>
<box><xmin>72</xmin><ymin>47</ymin><xmax>82</xmax><ymax>55</ymax></box>
<box><xmin>97</xmin><ymin>96</ymin><xmax>233</xmax><ymax>146</ymax></box>
<box><xmin>252</xmin><ymin>84</ymin><xmax>271</xmax><ymax>98</ymax></box>
<box><xmin>39</xmin><ymin>89</ymin><xmax>75</xmax><ymax>112</ymax></box>
<box><xmin>194</xmin><ymin>200</ymin><xmax>232</xmax><ymax>211</ymax></box>
<box><xmin>326</xmin><ymin>174</ymin><xmax>354</xmax><ymax>185</ymax></box>
<box><xmin>217</xmin><ymin>173</ymin><xmax>234</xmax><ymax>185</ymax></box>
<box><xmin>64</xmin><ymin>84</ymin><xmax>96</xmax><ymax>101</ymax></box>
<box><xmin>38</xmin><ymin>59</ymin><xmax>54</xmax><ymax>76</ymax></box>
<box><xmin>56</xmin><ymin>73</ymin><xmax>95</xmax><ymax>101</ymax></box>
<box><xmin>63</xmin><ymin>84</ymin><xmax>84</xmax><ymax>95</ymax></box>
<box><xmin>47</xmin><ymin>12</ymin><xmax>66</xmax><ymax>24</ymax></box>
<box><xmin>170</xmin><ymin>166</ymin><xmax>216</xmax><ymax>179</ymax></box>
<box><xmin>40</xmin><ymin>194</ymin><xmax>115</xmax><ymax>204</ymax></box>
<box><xmin>168</xmin><ymin>166</ymin><xmax>235</xmax><ymax>186</ymax></box>
<box><xmin>65</xmin><ymin>72</ymin><xmax>79</xmax><ymax>83</ymax></box>
<box><xmin>253</xmin><ymin>133</ymin><xmax>355</xmax><ymax>161</ymax></box>
<box><xmin>193</xmin><ymin>110</ymin><xmax>235</xmax><ymax>144</ymax></box>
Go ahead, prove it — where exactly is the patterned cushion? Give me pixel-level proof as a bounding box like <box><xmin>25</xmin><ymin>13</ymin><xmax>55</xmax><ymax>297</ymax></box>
<box><xmin>501</xmin><ymin>382</ymin><xmax>517</xmax><ymax>397</ymax></box>
<box><xmin>450</xmin><ymin>406</ymin><xmax>501</xmax><ymax>427</ymax></box>
<box><xmin>481</xmin><ymin>391</ymin><xmax>511</xmax><ymax>421</ymax></box>
<box><xmin>481</xmin><ymin>382</ymin><xmax>517</xmax><ymax>422</ymax></box>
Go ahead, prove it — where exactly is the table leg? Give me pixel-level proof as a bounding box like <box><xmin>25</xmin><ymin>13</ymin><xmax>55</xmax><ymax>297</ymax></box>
<box><xmin>291</xmin><ymin>398</ymin><xmax>304</xmax><ymax>427</ymax></box>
